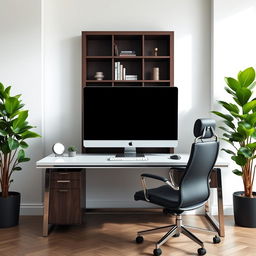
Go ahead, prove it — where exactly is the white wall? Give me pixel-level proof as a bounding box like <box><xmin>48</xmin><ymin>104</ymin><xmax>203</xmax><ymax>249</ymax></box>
<box><xmin>212</xmin><ymin>0</ymin><xmax>256</xmax><ymax>214</ymax></box>
<box><xmin>0</xmin><ymin>0</ymin><xmax>43</xmax><ymax>214</ymax></box>
<box><xmin>43</xmin><ymin>0</ymin><xmax>212</xmax><ymax>209</ymax></box>
<box><xmin>1</xmin><ymin>0</ymin><xmax>254</xmax><ymax>215</ymax></box>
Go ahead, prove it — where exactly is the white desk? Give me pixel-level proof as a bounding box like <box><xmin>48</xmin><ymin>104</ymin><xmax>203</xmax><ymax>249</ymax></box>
<box><xmin>37</xmin><ymin>153</ymin><xmax>228</xmax><ymax>237</ymax></box>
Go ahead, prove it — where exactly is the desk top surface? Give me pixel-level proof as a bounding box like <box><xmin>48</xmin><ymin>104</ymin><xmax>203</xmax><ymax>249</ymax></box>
<box><xmin>36</xmin><ymin>153</ymin><xmax>228</xmax><ymax>168</ymax></box>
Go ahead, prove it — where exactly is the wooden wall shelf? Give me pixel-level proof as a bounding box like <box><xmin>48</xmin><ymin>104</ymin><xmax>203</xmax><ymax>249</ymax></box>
<box><xmin>82</xmin><ymin>31</ymin><xmax>174</xmax><ymax>153</ymax></box>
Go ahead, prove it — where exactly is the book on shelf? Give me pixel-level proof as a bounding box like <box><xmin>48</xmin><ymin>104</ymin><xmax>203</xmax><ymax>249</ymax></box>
<box><xmin>119</xmin><ymin>54</ymin><xmax>136</xmax><ymax>56</ymax></box>
<box><xmin>120</xmin><ymin>64</ymin><xmax>123</xmax><ymax>80</ymax></box>
<box><xmin>120</xmin><ymin>50</ymin><xmax>135</xmax><ymax>53</ymax></box>
<box><xmin>115</xmin><ymin>62</ymin><xmax>138</xmax><ymax>80</ymax></box>
<box><xmin>115</xmin><ymin>62</ymin><xmax>126</xmax><ymax>80</ymax></box>
<box><xmin>119</xmin><ymin>50</ymin><xmax>136</xmax><ymax>56</ymax></box>
<box><xmin>122</xmin><ymin>68</ymin><xmax>126</xmax><ymax>80</ymax></box>
<box><xmin>125</xmin><ymin>75</ymin><xmax>138</xmax><ymax>80</ymax></box>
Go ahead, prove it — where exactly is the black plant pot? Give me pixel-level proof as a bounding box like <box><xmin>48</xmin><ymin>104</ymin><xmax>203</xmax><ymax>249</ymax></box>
<box><xmin>0</xmin><ymin>192</ymin><xmax>20</xmax><ymax>228</ymax></box>
<box><xmin>233</xmin><ymin>191</ymin><xmax>256</xmax><ymax>228</ymax></box>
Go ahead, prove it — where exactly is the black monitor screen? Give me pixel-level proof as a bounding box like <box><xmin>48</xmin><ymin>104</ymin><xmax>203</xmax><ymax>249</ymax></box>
<box><xmin>83</xmin><ymin>87</ymin><xmax>178</xmax><ymax>140</ymax></box>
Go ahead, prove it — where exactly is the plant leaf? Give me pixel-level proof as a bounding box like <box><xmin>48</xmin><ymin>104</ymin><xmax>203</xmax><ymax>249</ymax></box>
<box><xmin>19</xmin><ymin>157</ymin><xmax>30</xmax><ymax>163</ymax></box>
<box><xmin>243</xmin><ymin>100</ymin><xmax>256</xmax><ymax>114</ymax></box>
<box><xmin>7</xmin><ymin>137</ymin><xmax>19</xmax><ymax>150</ymax></box>
<box><xmin>232</xmin><ymin>169</ymin><xmax>243</xmax><ymax>176</ymax></box>
<box><xmin>218</xmin><ymin>101</ymin><xmax>239</xmax><ymax>113</ymax></box>
<box><xmin>225</xmin><ymin>87</ymin><xmax>236</xmax><ymax>96</ymax></box>
<box><xmin>0</xmin><ymin>129</ymin><xmax>7</xmax><ymax>136</ymax></box>
<box><xmin>4</xmin><ymin>97</ymin><xmax>20</xmax><ymax>115</ymax></box>
<box><xmin>4</xmin><ymin>86</ymin><xmax>11</xmax><ymax>97</ymax></box>
<box><xmin>17</xmin><ymin>149</ymin><xmax>25</xmax><ymax>162</ymax></box>
<box><xmin>225</xmin><ymin>77</ymin><xmax>240</xmax><ymax>91</ymax></box>
<box><xmin>238</xmin><ymin>147</ymin><xmax>253</xmax><ymax>158</ymax></box>
<box><xmin>223</xmin><ymin>120</ymin><xmax>235</xmax><ymax>130</ymax></box>
<box><xmin>236</xmin><ymin>87</ymin><xmax>252</xmax><ymax>106</ymax></box>
<box><xmin>13</xmin><ymin>166</ymin><xmax>22</xmax><ymax>171</ymax></box>
<box><xmin>231</xmin><ymin>132</ymin><xmax>245</xmax><ymax>142</ymax></box>
<box><xmin>211</xmin><ymin>111</ymin><xmax>233</xmax><ymax>122</ymax></box>
<box><xmin>231</xmin><ymin>155</ymin><xmax>247</xmax><ymax>166</ymax></box>
<box><xmin>237</xmin><ymin>123</ymin><xmax>254</xmax><ymax>137</ymax></box>
<box><xmin>247</xmin><ymin>142</ymin><xmax>256</xmax><ymax>151</ymax></box>
<box><xmin>20</xmin><ymin>141</ymin><xmax>28</xmax><ymax>148</ymax></box>
<box><xmin>21</xmin><ymin>131</ymin><xmax>41</xmax><ymax>140</ymax></box>
<box><xmin>230</xmin><ymin>112</ymin><xmax>247</xmax><ymax>119</ymax></box>
<box><xmin>238</xmin><ymin>67</ymin><xmax>255</xmax><ymax>87</ymax></box>
<box><xmin>12</xmin><ymin>110</ymin><xmax>28</xmax><ymax>130</ymax></box>
<box><xmin>252</xmin><ymin>130</ymin><xmax>256</xmax><ymax>139</ymax></box>
<box><xmin>221</xmin><ymin>148</ymin><xmax>235</xmax><ymax>155</ymax></box>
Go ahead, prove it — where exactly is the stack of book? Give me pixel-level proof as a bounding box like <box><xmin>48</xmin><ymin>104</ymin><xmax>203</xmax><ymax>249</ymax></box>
<box><xmin>114</xmin><ymin>62</ymin><xmax>138</xmax><ymax>80</ymax></box>
<box><xmin>119</xmin><ymin>50</ymin><xmax>136</xmax><ymax>56</ymax></box>
<box><xmin>115</xmin><ymin>62</ymin><xmax>126</xmax><ymax>80</ymax></box>
<box><xmin>125</xmin><ymin>75</ymin><xmax>138</xmax><ymax>80</ymax></box>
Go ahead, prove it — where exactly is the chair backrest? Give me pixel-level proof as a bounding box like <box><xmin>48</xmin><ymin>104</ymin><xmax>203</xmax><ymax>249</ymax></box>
<box><xmin>179</xmin><ymin>119</ymin><xmax>219</xmax><ymax>208</ymax></box>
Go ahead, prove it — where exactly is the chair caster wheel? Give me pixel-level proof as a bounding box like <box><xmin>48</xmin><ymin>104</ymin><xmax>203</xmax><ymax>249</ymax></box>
<box><xmin>153</xmin><ymin>248</ymin><xmax>162</xmax><ymax>256</ymax></box>
<box><xmin>213</xmin><ymin>235</ymin><xmax>221</xmax><ymax>244</ymax></box>
<box><xmin>173</xmin><ymin>233</ymin><xmax>180</xmax><ymax>237</ymax></box>
<box><xmin>136</xmin><ymin>236</ymin><xmax>144</xmax><ymax>244</ymax></box>
<box><xmin>197</xmin><ymin>248</ymin><xmax>206</xmax><ymax>255</ymax></box>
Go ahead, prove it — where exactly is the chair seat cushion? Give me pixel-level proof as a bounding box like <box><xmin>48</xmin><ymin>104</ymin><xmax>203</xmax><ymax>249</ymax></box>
<box><xmin>134</xmin><ymin>185</ymin><xmax>180</xmax><ymax>209</ymax></box>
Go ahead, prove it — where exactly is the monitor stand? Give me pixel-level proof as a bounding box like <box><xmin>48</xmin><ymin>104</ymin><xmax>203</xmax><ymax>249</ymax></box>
<box><xmin>115</xmin><ymin>147</ymin><xmax>145</xmax><ymax>158</ymax></box>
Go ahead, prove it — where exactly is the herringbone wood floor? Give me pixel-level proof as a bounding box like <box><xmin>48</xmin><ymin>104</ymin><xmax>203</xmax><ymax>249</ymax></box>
<box><xmin>0</xmin><ymin>214</ymin><xmax>255</xmax><ymax>256</ymax></box>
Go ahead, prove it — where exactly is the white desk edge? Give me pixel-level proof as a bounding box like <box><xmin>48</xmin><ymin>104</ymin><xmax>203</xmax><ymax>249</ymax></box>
<box><xmin>36</xmin><ymin>153</ymin><xmax>229</xmax><ymax>168</ymax></box>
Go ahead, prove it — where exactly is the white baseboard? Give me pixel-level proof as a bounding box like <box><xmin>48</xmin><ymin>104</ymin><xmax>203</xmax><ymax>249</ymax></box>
<box><xmin>20</xmin><ymin>203</ymin><xmax>44</xmax><ymax>216</ymax></box>
<box><xmin>211</xmin><ymin>205</ymin><xmax>233</xmax><ymax>216</ymax></box>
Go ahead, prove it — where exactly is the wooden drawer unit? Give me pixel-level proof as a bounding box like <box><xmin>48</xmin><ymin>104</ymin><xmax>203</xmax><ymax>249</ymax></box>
<box><xmin>48</xmin><ymin>169</ymin><xmax>85</xmax><ymax>225</ymax></box>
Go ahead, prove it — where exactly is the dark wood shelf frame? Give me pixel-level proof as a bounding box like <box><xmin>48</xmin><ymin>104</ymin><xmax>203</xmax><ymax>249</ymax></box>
<box><xmin>82</xmin><ymin>31</ymin><xmax>174</xmax><ymax>153</ymax></box>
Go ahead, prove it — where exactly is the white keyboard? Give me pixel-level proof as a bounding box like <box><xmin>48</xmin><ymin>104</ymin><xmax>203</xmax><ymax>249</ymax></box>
<box><xmin>108</xmin><ymin>157</ymin><xmax>148</xmax><ymax>161</ymax></box>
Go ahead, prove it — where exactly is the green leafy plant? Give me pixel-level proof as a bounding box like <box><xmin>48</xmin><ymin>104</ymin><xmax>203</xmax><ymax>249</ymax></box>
<box><xmin>68</xmin><ymin>146</ymin><xmax>76</xmax><ymax>152</ymax></box>
<box><xmin>0</xmin><ymin>82</ymin><xmax>40</xmax><ymax>198</ymax></box>
<box><xmin>212</xmin><ymin>67</ymin><xmax>256</xmax><ymax>198</ymax></box>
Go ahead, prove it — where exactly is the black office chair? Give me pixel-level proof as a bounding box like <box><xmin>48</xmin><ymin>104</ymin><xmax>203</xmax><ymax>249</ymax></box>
<box><xmin>134</xmin><ymin>119</ymin><xmax>220</xmax><ymax>256</ymax></box>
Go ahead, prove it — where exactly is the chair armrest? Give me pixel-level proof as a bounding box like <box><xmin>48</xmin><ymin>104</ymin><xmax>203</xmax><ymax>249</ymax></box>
<box><xmin>141</xmin><ymin>173</ymin><xmax>168</xmax><ymax>182</ymax></box>
<box><xmin>140</xmin><ymin>173</ymin><xmax>179</xmax><ymax>202</ymax></box>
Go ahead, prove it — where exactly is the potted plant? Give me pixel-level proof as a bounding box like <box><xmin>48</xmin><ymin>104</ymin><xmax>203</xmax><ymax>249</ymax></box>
<box><xmin>212</xmin><ymin>67</ymin><xmax>256</xmax><ymax>227</ymax></box>
<box><xmin>68</xmin><ymin>146</ymin><xmax>77</xmax><ymax>157</ymax></box>
<box><xmin>0</xmin><ymin>82</ymin><xmax>40</xmax><ymax>228</ymax></box>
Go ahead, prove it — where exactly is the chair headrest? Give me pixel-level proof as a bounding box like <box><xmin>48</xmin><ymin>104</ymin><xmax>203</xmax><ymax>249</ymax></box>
<box><xmin>193</xmin><ymin>118</ymin><xmax>216</xmax><ymax>139</ymax></box>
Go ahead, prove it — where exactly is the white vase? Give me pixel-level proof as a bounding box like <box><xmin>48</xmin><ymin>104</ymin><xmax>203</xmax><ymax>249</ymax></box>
<box><xmin>94</xmin><ymin>72</ymin><xmax>104</xmax><ymax>80</ymax></box>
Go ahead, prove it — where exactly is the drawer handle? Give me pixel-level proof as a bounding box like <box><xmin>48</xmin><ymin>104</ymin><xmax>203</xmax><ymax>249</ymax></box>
<box><xmin>58</xmin><ymin>189</ymin><xmax>69</xmax><ymax>192</ymax></box>
<box><xmin>57</xmin><ymin>180</ymin><xmax>71</xmax><ymax>183</ymax></box>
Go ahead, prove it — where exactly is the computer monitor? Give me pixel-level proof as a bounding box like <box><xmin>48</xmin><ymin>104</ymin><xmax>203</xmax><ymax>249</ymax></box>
<box><xmin>83</xmin><ymin>86</ymin><xmax>178</xmax><ymax>156</ymax></box>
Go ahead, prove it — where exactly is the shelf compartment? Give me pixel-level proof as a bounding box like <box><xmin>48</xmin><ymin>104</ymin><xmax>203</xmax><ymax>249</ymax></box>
<box><xmin>144</xmin><ymin>59</ymin><xmax>170</xmax><ymax>80</ymax></box>
<box><xmin>114</xmin><ymin>82</ymin><xmax>142</xmax><ymax>87</ymax></box>
<box><xmin>86</xmin><ymin>82</ymin><xmax>112</xmax><ymax>87</ymax></box>
<box><xmin>114</xmin><ymin>35</ymin><xmax>142</xmax><ymax>56</ymax></box>
<box><xmin>114</xmin><ymin>59</ymin><xmax>142</xmax><ymax>80</ymax></box>
<box><xmin>144</xmin><ymin>35</ymin><xmax>170</xmax><ymax>56</ymax></box>
<box><xmin>86</xmin><ymin>59</ymin><xmax>112</xmax><ymax>80</ymax></box>
<box><xmin>86</xmin><ymin>35</ymin><xmax>112</xmax><ymax>56</ymax></box>
<box><xmin>144</xmin><ymin>82</ymin><xmax>170</xmax><ymax>87</ymax></box>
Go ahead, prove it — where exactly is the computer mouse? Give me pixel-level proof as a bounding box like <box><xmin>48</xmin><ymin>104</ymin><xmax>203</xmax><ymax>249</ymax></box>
<box><xmin>170</xmin><ymin>154</ymin><xmax>181</xmax><ymax>160</ymax></box>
